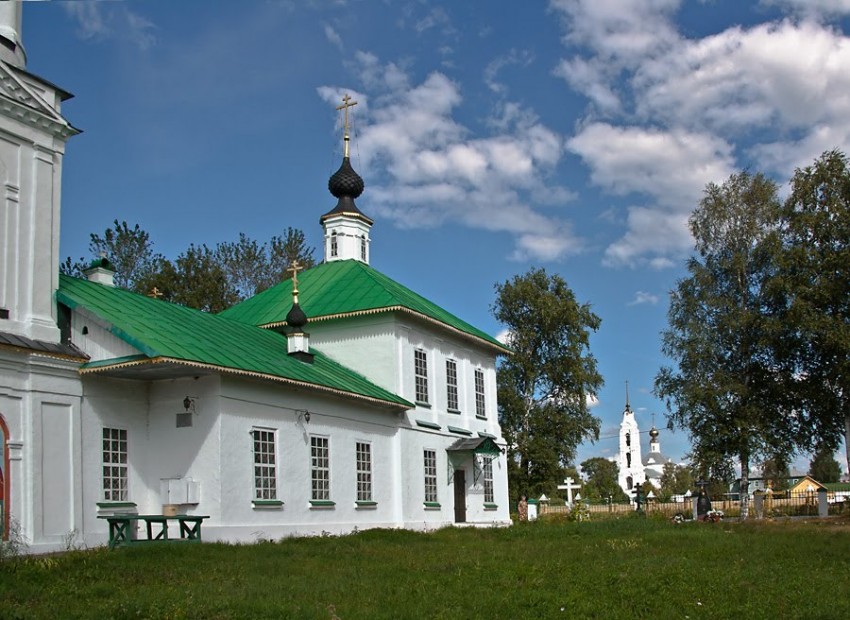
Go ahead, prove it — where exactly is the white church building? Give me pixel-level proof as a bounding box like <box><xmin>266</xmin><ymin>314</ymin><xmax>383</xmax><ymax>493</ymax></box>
<box><xmin>0</xmin><ymin>6</ymin><xmax>511</xmax><ymax>553</ymax></box>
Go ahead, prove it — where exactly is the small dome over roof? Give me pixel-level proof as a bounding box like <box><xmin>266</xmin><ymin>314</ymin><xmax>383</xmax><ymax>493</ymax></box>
<box><xmin>328</xmin><ymin>157</ymin><xmax>364</xmax><ymax>199</ymax></box>
<box><xmin>286</xmin><ymin>302</ymin><xmax>307</xmax><ymax>330</ymax></box>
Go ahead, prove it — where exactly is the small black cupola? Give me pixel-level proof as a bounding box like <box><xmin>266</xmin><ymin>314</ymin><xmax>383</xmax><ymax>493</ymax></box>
<box><xmin>285</xmin><ymin>261</ymin><xmax>313</xmax><ymax>363</ymax></box>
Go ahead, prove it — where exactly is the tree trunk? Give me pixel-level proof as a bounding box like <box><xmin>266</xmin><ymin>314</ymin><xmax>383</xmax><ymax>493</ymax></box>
<box><xmin>844</xmin><ymin>414</ymin><xmax>850</xmax><ymax>482</ymax></box>
<box><xmin>739</xmin><ymin>452</ymin><xmax>750</xmax><ymax>520</ymax></box>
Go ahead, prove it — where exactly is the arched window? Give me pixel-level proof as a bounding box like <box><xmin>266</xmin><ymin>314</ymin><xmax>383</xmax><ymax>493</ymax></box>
<box><xmin>330</xmin><ymin>231</ymin><xmax>338</xmax><ymax>257</ymax></box>
<box><xmin>625</xmin><ymin>432</ymin><xmax>631</xmax><ymax>447</ymax></box>
<box><xmin>360</xmin><ymin>235</ymin><xmax>366</xmax><ymax>261</ymax></box>
<box><xmin>626</xmin><ymin>452</ymin><xmax>631</xmax><ymax>468</ymax></box>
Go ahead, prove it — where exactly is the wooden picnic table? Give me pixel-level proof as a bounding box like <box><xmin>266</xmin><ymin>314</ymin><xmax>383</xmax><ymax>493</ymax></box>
<box><xmin>98</xmin><ymin>514</ymin><xmax>209</xmax><ymax>549</ymax></box>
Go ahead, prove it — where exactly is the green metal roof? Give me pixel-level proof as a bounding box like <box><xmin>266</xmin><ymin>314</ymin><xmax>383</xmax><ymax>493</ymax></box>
<box><xmin>57</xmin><ymin>275</ymin><xmax>413</xmax><ymax>409</ymax></box>
<box><xmin>220</xmin><ymin>260</ymin><xmax>507</xmax><ymax>352</ymax></box>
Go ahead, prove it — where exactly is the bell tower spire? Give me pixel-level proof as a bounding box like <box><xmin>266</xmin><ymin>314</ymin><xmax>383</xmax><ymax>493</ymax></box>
<box><xmin>320</xmin><ymin>94</ymin><xmax>373</xmax><ymax>264</ymax></box>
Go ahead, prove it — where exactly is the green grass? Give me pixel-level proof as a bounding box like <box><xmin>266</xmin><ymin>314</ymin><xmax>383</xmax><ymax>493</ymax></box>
<box><xmin>2</xmin><ymin>516</ymin><xmax>849</xmax><ymax>619</ymax></box>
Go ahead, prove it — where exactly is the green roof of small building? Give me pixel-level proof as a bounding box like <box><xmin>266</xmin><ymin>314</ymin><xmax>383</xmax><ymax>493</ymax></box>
<box><xmin>57</xmin><ymin>274</ymin><xmax>413</xmax><ymax>409</ymax></box>
<box><xmin>220</xmin><ymin>260</ymin><xmax>507</xmax><ymax>353</ymax></box>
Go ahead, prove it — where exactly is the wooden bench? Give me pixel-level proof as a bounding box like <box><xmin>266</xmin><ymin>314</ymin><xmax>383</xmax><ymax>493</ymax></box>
<box><xmin>98</xmin><ymin>514</ymin><xmax>209</xmax><ymax>549</ymax></box>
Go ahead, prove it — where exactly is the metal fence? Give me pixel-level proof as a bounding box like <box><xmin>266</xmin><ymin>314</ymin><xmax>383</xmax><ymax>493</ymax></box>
<box><xmin>536</xmin><ymin>490</ymin><xmax>847</xmax><ymax>520</ymax></box>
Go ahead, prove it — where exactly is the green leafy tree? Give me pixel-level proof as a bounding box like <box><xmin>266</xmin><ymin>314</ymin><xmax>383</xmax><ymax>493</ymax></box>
<box><xmin>59</xmin><ymin>220</ymin><xmax>167</xmax><ymax>292</ymax></box>
<box><xmin>761</xmin><ymin>458</ymin><xmax>790</xmax><ymax>492</ymax></box>
<box><xmin>778</xmin><ymin>150</ymin><xmax>850</xmax><ymax>476</ymax></box>
<box><xmin>809</xmin><ymin>445</ymin><xmax>842</xmax><ymax>483</ymax></box>
<box><xmin>64</xmin><ymin>222</ymin><xmax>315</xmax><ymax>312</ymax></box>
<box><xmin>216</xmin><ymin>228</ymin><xmax>315</xmax><ymax>299</ymax></box>
<box><xmin>658</xmin><ymin>462</ymin><xmax>694</xmax><ymax>501</ymax></box>
<box><xmin>655</xmin><ymin>170</ymin><xmax>788</xmax><ymax>519</ymax></box>
<box><xmin>493</xmin><ymin>268</ymin><xmax>603</xmax><ymax>499</ymax></box>
<box><xmin>579</xmin><ymin>457</ymin><xmax>628</xmax><ymax>503</ymax></box>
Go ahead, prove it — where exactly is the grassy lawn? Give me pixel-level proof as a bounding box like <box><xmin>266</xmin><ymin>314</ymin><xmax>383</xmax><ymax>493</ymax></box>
<box><xmin>2</xmin><ymin>515</ymin><xmax>849</xmax><ymax>619</ymax></box>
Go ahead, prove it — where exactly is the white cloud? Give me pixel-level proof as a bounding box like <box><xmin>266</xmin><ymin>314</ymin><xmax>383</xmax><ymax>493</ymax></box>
<box><xmin>551</xmin><ymin>1</ymin><xmax>850</xmax><ymax>267</ymax></box>
<box><xmin>762</xmin><ymin>0</ymin><xmax>850</xmax><ymax>19</ymax></box>
<box><xmin>322</xmin><ymin>58</ymin><xmax>582</xmax><ymax>262</ymax></box>
<box><xmin>483</xmin><ymin>49</ymin><xmax>534</xmax><ymax>94</ymax></box>
<box><xmin>62</xmin><ymin>1</ymin><xmax>157</xmax><ymax>50</ymax></box>
<box><xmin>567</xmin><ymin>124</ymin><xmax>735</xmax><ymax>208</ymax></box>
<box><xmin>323</xmin><ymin>23</ymin><xmax>343</xmax><ymax>50</ymax></box>
<box><xmin>627</xmin><ymin>291</ymin><xmax>660</xmax><ymax>306</ymax></box>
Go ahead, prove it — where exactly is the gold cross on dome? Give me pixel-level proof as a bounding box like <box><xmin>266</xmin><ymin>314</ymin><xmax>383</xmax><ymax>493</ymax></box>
<box><xmin>287</xmin><ymin>260</ymin><xmax>302</xmax><ymax>290</ymax></box>
<box><xmin>336</xmin><ymin>94</ymin><xmax>358</xmax><ymax>157</ymax></box>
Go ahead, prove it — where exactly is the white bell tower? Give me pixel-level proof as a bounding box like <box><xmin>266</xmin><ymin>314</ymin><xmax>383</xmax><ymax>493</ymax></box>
<box><xmin>617</xmin><ymin>383</ymin><xmax>645</xmax><ymax>496</ymax></box>
<box><xmin>0</xmin><ymin>3</ymin><xmax>79</xmax><ymax>342</ymax></box>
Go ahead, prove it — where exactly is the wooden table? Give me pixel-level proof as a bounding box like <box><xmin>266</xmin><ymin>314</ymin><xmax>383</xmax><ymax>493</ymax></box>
<box><xmin>98</xmin><ymin>514</ymin><xmax>209</xmax><ymax>549</ymax></box>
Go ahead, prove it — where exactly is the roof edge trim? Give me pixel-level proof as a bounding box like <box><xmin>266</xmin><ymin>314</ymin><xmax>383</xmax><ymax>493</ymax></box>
<box><xmin>260</xmin><ymin>305</ymin><xmax>509</xmax><ymax>354</ymax></box>
<box><xmin>79</xmin><ymin>355</ymin><xmax>413</xmax><ymax>411</ymax></box>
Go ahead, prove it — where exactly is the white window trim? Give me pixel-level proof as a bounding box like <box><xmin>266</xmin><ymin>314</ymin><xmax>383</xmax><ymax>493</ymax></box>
<box><xmin>102</xmin><ymin>427</ymin><xmax>128</xmax><ymax>502</ymax></box>
<box><xmin>251</xmin><ymin>427</ymin><xmax>278</xmax><ymax>501</ymax></box>
<box><xmin>474</xmin><ymin>368</ymin><xmax>486</xmax><ymax>418</ymax></box>
<box><xmin>414</xmin><ymin>348</ymin><xmax>429</xmax><ymax>404</ymax></box>
<box><xmin>356</xmin><ymin>441</ymin><xmax>373</xmax><ymax>502</ymax></box>
<box><xmin>310</xmin><ymin>435</ymin><xmax>331</xmax><ymax>502</ymax></box>
<box><xmin>424</xmin><ymin>449</ymin><xmax>438</xmax><ymax>504</ymax></box>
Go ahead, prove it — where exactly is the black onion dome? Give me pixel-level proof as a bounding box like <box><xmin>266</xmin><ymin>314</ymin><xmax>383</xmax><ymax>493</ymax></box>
<box><xmin>321</xmin><ymin>156</ymin><xmax>373</xmax><ymax>225</ymax></box>
<box><xmin>286</xmin><ymin>302</ymin><xmax>308</xmax><ymax>330</ymax></box>
<box><xmin>328</xmin><ymin>157</ymin><xmax>364</xmax><ymax>198</ymax></box>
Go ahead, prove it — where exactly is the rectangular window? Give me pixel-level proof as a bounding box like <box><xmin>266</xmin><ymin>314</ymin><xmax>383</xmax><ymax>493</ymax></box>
<box><xmin>360</xmin><ymin>236</ymin><xmax>367</xmax><ymax>261</ymax></box>
<box><xmin>483</xmin><ymin>457</ymin><xmax>494</xmax><ymax>504</ymax></box>
<box><xmin>424</xmin><ymin>449</ymin><xmax>438</xmax><ymax>503</ymax></box>
<box><xmin>311</xmin><ymin>436</ymin><xmax>330</xmax><ymax>501</ymax></box>
<box><xmin>415</xmin><ymin>349</ymin><xmax>429</xmax><ymax>403</ymax></box>
<box><xmin>102</xmin><ymin>428</ymin><xmax>128</xmax><ymax>502</ymax></box>
<box><xmin>356</xmin><ymin>442</ymin><xmax>372</xmax><ymax>502</ymax></box>
<box><xmin>475</xmin><ymin>369</ymin><xmax>486</xmax><ymax>418</ymax></box>
<box><xmin>252</xmin><ymin>429</ymin><xmax>277</xmax><ymax>500</ymax></box>
<box><xmin>446</xmin><ymin>359</ymin><xmax>459</xmax><ymax>411</ymax></box>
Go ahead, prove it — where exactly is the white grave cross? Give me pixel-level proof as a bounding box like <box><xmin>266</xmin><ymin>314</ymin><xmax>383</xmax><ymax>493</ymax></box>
<box><xmin>558</xmin><ymin>477</ymin><xmax>582</xmax><ymax>505</ymax></box>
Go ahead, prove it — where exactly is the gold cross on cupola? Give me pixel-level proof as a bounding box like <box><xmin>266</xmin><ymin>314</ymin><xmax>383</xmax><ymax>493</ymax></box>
<box><xmin>287</xmin><ymin>260</ymin><xmax>303</xmax><ymax>301</ymax></box>
<box><xmin>336</xmin><ymin>94</ymin><xmax>358</xmax><ymax>158</ymax></box>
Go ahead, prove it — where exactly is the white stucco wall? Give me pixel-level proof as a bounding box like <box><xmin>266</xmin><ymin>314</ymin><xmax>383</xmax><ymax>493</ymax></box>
<box><xmin>0</xmin><ymin>349</ymin><xmax>82</xmax><ymax>552</ymax></box>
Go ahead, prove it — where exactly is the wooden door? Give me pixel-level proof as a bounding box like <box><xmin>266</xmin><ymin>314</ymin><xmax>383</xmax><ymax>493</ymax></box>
<box><xmin>453</xmin><ymin>469</ymin><xmax>466</xmax><ymax>523</ymax></box>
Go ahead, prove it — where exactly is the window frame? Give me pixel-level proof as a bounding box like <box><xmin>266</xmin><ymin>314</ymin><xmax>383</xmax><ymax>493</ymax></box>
<box><xmin>414</xmin><ymin>349</ymin><xmax>429</xmax><ymax>404</ymax></box>
<box><xmin>102</xmin><ymin>427</ymin><xmax>128</xmax><ymax>502</ymax></box>
<box><xmin>483</xmin><ymin>456</ymin><xmax>494</xmax><ymax>504</ymax></box>
<box><xmin>356</xmin><ymin>441</ymin><xmax>373</xmax><ymax>502</ymax></box>
<box><xmin>423</xmin><ymin>449</ymin><xmax>438</xmax><ymax>504</ymax></box>
<box><xmin>310</xmin><ymin>435</ymin><xmax>331</xmax><ymax>501</ymax></box>
<box><xmin>330</xmin><ymin>231</ymin><xmax>338</xmax><ymax>257</ymax></box>
<box><xmin>251</xmin><ymin>428</ymin><xmax>278</xmax><ymax>501</ymax></box>
<box><xmin>446</xmin><ymin>359</ymin><xmax>459</xmax><ymax>412</ymax></box>
<box><xmin>474</xmin><ymin>368</ymin><xmax>486</xmax><ymax>418</ymax></box>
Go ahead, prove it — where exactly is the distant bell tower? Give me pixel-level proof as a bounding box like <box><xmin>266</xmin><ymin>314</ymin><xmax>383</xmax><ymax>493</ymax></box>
<box><xmin>617</xmin><ymin>382</ymin><xmax>645</xmax><ymax>496</ymax></box>
<box><xmin>320</xmin><ymin>94</ymin><xmax>373</xmax><ymax>264</ymax></box>
<box><xmin>0</xmin><ymin>2</ymin><xmax>79</xmax><ymax>342</ymax></box>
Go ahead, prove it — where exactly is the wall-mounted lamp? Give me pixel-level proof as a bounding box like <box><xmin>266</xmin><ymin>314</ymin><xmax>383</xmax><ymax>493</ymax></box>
<box><xmin>297</xmin><ymin>409</ymin><xmax>311</xmax><ymax>424</ymax></box>
<box><xmin>177</xmin><ymin>396</ymin><xmax>197</xmax><ymax>428</ymax></box>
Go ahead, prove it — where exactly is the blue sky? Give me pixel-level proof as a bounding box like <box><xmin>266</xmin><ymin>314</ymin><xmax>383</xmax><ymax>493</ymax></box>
<box><xmin>22</xmin><ymin>0</ymin><xmax>850</xmax><ymax>474</ymax></box>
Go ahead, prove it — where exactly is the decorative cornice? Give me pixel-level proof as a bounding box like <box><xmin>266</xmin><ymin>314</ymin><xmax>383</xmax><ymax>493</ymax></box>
<box><xmin>0</xmin><ymin>64</ymin><xmax>79</xmax><ymax>139</ymax></box>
